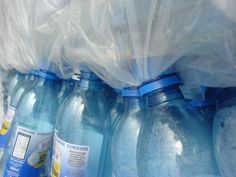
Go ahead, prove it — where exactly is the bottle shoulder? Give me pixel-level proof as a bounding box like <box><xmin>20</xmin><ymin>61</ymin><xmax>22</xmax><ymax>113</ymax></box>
<box><xmin>56</xmin><ymin>91</ymin><xmax>109</xmax><ymax>131</ymax></box>
<box><xmin>148</xmin><ymin>99</ymin><xmax>206</xmax><ymax>126</ymax></box>
<box><xmin>14</xmin><ymin>85</ymin><xmax>59</xmax><ymax>120</ymax></box>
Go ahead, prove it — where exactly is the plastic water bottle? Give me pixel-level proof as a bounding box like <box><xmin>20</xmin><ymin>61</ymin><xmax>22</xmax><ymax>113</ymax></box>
<box><xmin>137</xmin><ymin>74</ymin><xmax>219</xmax><ymax>177</ymax></box>
<box><xmin>42</xmin><ymin>79</ymin><xmax>75</xmax><ymax>177</ymax></box>
<box><xmin>100</xmin><ymin>89</ymin><xmax>124</xmax><ymax>177</ymax></box>
<box><xmin>51</xmin><ymin>68</ymin><xmax>110</xmax><ymax>177</ymax></box>
<box><xmin>110</xmin><ymin>89</ymin><xmax>124</xmax><ymax>130</ymax></box>
<box><xmin>0</xmin><ymin>72</ymin><xmax>37</xmax><ymax>160</ymax></box>
<box><xmin>57</xmin><ymin>79</ymin><xmax>75</xmax><ymax>104</ymax></box>
<box><xmin>104</xmin><ymin>84</ymin><xmax>117</xmax><ymax>110</ymax></box>
<box><xmin>213</xmin><ymin>88</ymin><xmax>236</xmax><ymax>177</ymax></box>
<box><xmin>3</xmin><ymin>70</ymin><xmax>25</xmax><ymax>114</ymax></box>
<box><xmin>111</xmin><ymin>88</ymin><xmax>145</xmax><ymax>177</ymax></box>
<box><xmin>189</xmin><ymin>99</ymin><xmax>216</xmax><ymax>123</ymax></box>
<box><xmin>0</xmin><ymin>69</ymin><xmax>60</xmax><ymax>177</ymax></box>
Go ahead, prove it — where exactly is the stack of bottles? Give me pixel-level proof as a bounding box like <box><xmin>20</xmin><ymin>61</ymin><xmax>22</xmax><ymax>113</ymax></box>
<box><xmin>0</xmin><ymin>0</ymin><xmax>236</xmax><ymax>177</ymax></box>
<box><xmin>0</xmin><ymin>69</ymin><xmax>224</xmax><ymax>177</ymax></box>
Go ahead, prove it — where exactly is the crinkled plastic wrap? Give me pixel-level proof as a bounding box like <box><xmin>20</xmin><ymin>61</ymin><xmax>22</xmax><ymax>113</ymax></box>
<box><xmin>0</xmin><ymin>1</ymin><xmax>11</xmax><ymax>71</ymax></box>
<box><xmin>60</xmin><ymin>0</ymin><xmax>236</xmax><ymax>89</ymax></box>
<box><xmin>177</xmin><ymin>29</ymin><xmax>236</xmax><ymax>88</ymax></box>
<box><xmin>211</xmin><ymin>0</ymin><xmax>236</xmax><ymax>23</ymax></box>
<box><xmin>177</xmin><ymin>0</ymin><xmax>236</xmax><ymax>88</ymax></box>
<box><xmin>0</xmin><ymin>71</ymin><xmax>4</xmax><ymax>127</ymax></box>
<box><xmin>0</xmin><ymin>0</ymin><xmax>71</xmax><ymax>76</ymax></box>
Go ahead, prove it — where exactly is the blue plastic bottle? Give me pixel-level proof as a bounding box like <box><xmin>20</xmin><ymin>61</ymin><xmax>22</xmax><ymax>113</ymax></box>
<box><xmin>189</xmin><ymin>99</ymin><xmax>216</xmax><ymax>123</ymax></box>
<box><xmin>42</xmin><ymin>79</ymin><xmax>74</xmax><ymax>177</ymax></box>
<box><xmin>51</xmin><ymin>68</ymin><xmax>110</xmax><ymax>177</ymax></box>
<box><xmin>111</xmin><ymin>88</ymin><xmax>145</xmax><ymax>177</ymax></box>
<box><xmin>102</xmin><ymin>89</ymin><xmax>124</xmax><ymax>177</ymax></box>
<box><xmin>0</xmin><ymin>72</ymin><xmax>37</xmax><ymax>160</ymax></box>
<box><xmin>104</xmin><ymin>84</ymin><xmax>117</xmax><ymax>109</ymax></box>
<box><xmin>137</xmin><ymin>74</ymin><xmax>219</xmax><ymax>177</ymax></box>
<box><xmin>0</xmin><ymin>69</ymin><xmax>60</xmax><ymax>177</ymax></box>
<box><xmin>3</xmin><ymin>70</ymin><xmax>25</xmax><ymax>114</ymax></box>
<box><xmin>57</xmin><ymin>79</ymin><xmax>75</xmax><ymax>104</ymax></box>
<box><xmin>213</xmin><ymin>88</ymin><xmax>236</xmax><ymax>177</ymax></box>
<box><xmin>110</xmin><ymin>89</ymin><xmax>124</xmax><ymax>130</ymax></box>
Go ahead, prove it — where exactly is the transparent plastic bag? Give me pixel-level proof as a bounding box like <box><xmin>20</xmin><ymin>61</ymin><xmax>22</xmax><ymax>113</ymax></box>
<box><xmin>177</xmin><ymin>30</ymin><xmax>236</xmax><ymax>88</ymax></box>
<box><xmin>211</xmin><ymin>0</ymin><xmax>236</xmax><ymax>23</ymax></box>
<box><xmin>0</xmin><ymin>71</ymin><xmax>4</xmax><ymax>127</ymax></box>
<box><xmin>60</xmin><ymin>0</ymin><xmax>236</xmax><ymax>89</ymax></box>
<box><xmin>0</xmin><ymin>0</ymin><xmax>71</xmax><ymax>76</ymax></box>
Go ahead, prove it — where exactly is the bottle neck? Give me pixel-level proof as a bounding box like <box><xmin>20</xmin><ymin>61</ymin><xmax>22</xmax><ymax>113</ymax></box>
<box><xmin>146</xmin><ymin>86</ymin><xmax>184</xmax><ymax>107</ymax></box>
<box><xmin>34</xmin><ymin>70</ymin><xmax>60</xmax><ymax>90</ymax></box>
<box><xmin>24</xmin><ymin>75</ymin><xmax>29</xmax><ymax>82</ymax></box>
<box><xmin>28</xmin><ymin>74</ymin><xmax>36</xmax><ymax>81</ymax></box>
<box><xmin>75</xmin><ymin>71</ymin><xmax>102</xmax><ymax>91</ymax></box>
<box><xmin>124</xmin><ymin>96</ymin><xmax>146</xmax><ymax>109</ymax></box>
<box><xmin>116</xmin><ymin>94</ymin><xmax>123</xmax><ymax>104</ymax></box>
<box><xmin>36</xmin><ymin>76</ymin><xmax>57</xmax><ymax>86</ymax></box>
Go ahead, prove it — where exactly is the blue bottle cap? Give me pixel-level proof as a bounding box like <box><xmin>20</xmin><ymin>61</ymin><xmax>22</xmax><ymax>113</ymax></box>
<box><xmin>139</xmin><ymin>74</ymin><xmax>182</xmax><ymax>96</ymax></box>
<box><xmin>37</xmin><ymin>69</ymin><xmax>61</xmax><ymax>81</ymax></box>
<box><xmin>189</xmin><ymin>99</ymin><xmax>216</xmax><ymax>108</ymax></box>
<box><xmin>122</xmin><ymin>87</ymin><xmax>140</xmax><ymax>97</ymax></box>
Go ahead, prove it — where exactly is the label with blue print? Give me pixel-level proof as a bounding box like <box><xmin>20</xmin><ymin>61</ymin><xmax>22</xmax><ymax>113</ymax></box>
<box><xmin>0</xmin><ymin>105</ymin><xmax>16</xmax><ymax>148</ymax></box>
<box><xmin>4</xmin><ymin>126</ymin><xmax>52</xmax><ymax>177</ymax></box>
<box><xmin>51</xmin><ymin>133</ymin><xmax>90</xmax><ymax>177</ymax></box>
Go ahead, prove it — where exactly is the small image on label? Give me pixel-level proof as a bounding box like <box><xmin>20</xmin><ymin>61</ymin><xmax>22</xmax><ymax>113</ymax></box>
<box><xmin>12</xmin><ymin>132</ymin><xmax>31</xmax><ymax>160</ymax></box>
<box><xmin>51</xmin><ymin>133</ymin><xmax>90</xmax><ymax>177</ymax></box>
<box><xmin>27</xmin><ymin>137</ymin><xmax>51</xmax><ymax>168</ymax></box>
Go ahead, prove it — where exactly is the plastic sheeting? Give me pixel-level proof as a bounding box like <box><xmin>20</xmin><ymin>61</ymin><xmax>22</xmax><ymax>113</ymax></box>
<box><xmin>0</xmin><ymin>0</ymin><xmax>71</xmax><ymax>77</ymax></box>
<box><xmin>177</xmin><ymin>30</ymin><xmax>236</xmax><ymax>88</ymax></box>
<box><xmin>211</xmin><ymin>0</ymin><xmax>236</xmax><ymax>23</ymax></box>
<box><xmin>0</xmin><ymin>71</ymin><xmax>4</xmax><ymax>127</ymax></box>
<box><xmin>1</xmin><ymin>0</ymin><xmax>236</xmax><ymax>85</ymax></box>
<box><xmin>55</xmin><ymin>0</ymin><xmax>236</xmax><ymax>89</ymax></box>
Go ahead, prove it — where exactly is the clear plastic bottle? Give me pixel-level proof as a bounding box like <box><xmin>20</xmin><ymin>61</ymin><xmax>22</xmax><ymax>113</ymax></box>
<box><xmin>42</xmin><ymin>79</ymin><xmax>74</xmax><ymax>177</ymax></box>
<box><xmin>189</xmin><ymin>99</ymin><xmax>216</xmax><ymax>123</ymax></box>
<box><xmin>111</xmin><ymin>88</ymin><xmax>145</xmax><ymax>177</ymax></box>
<box><xmin>3</xmin><ymin>70</ymin><xmax>25</xmax><ymax>114</ymax></box>
<box><xmin>0</xmin><ymin>69</ymin><xmax>60</xmax><ymax>177</ymax></box>
<box><xmin>213</xmin><ymin>88</ymin><xmax>236</xmax><ymax>177</ymax></box>
<box><xmin>102</xmin><ymin>89</ymin><xmax>124</xmax><ymax>177</ymax></box>
<box><xmin>51</xmin><ymin>69</ymin><xmax>110</xmax><ymax>177</ymax></box>
<box><xmin>57</xmin><ymin>79</ymin><xmax>75</xmax><ymax>104</ymax></box>
<box><xmin>110</xmin><ymin>89</ymin><xmax>124</xmax><ymax>130</ymax></box>
<box><xmin>0</xmin><ymin>72</ymin><xmax>37</xmax><ymax>160</ymax></box>
<box><xmin>137</xmin><ymin>74</ymin><xmax>219</xmax><ymax>177</ymax></box>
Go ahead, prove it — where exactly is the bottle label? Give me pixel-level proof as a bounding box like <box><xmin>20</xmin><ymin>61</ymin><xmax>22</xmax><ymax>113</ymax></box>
<box><xmin>4</xmin><ymin>126</ymin><xmax>52</xmax><ymax>177</ymax></box>
<box><xmin>0</xmin><ymin>105</ymin><xmax>16</xmax><ymax>148</ymax></box>
<box><xmin>51</xmin><ymin>133</ymin><xmax>90</xmax><ymax>177</ymax></box>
